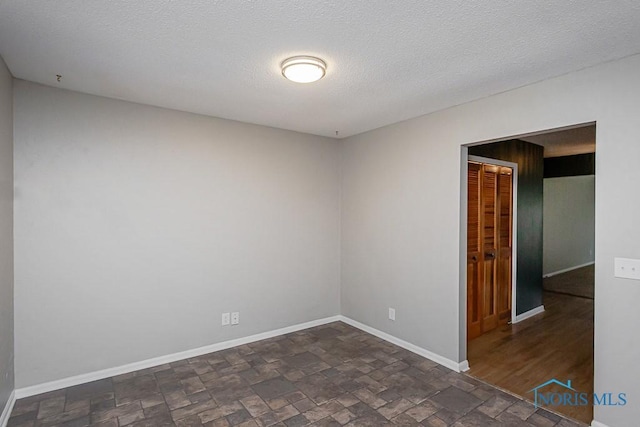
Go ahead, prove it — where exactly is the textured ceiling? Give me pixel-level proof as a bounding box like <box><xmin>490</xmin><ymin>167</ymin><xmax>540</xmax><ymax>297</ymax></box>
<box><xmin>1</xmin><ymin>1</ymin><xmax>640</xmax><ymax>138</ymax></box>
<box><xmin>522</xmin><ymin>125</ymin><xmax>596</xmax><ymax>158</ymax></box>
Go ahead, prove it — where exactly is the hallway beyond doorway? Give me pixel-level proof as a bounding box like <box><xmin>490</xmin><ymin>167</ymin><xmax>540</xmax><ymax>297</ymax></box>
<box><xmin>467</xmin><ymin>291</ymin><xmax>594</xmax><ymax>424</ymax></box>
<box><xmin>544</xmin><ymin>265</ymin><xmax>594</xmax><ymax>299</ymax></box>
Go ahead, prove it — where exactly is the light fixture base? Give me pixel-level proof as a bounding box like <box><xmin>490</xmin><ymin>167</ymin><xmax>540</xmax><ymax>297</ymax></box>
<box><xmin>281</xmin><ymin>56</ymin><xmax>327</xmax><ymax>83</ymax></box>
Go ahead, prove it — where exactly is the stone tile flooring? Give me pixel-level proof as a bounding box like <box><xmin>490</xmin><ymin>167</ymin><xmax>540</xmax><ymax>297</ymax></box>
<box><xmin>8</xmin><ymin>322</ymin><xmax>585</xmax><ymax>426</ymax></box>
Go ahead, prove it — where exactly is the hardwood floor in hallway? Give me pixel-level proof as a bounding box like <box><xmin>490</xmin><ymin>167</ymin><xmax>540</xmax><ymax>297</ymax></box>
<box><xmin>467</xmin><ymin>291</ymin><xmax>594</xmax><ymax>425</ymax></box>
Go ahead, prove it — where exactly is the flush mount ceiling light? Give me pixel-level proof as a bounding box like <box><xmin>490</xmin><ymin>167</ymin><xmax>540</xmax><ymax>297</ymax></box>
<box><xmin>281</xmin><ymin>56</ymin><xmax>326</xmax><ymax>83</ymax></box>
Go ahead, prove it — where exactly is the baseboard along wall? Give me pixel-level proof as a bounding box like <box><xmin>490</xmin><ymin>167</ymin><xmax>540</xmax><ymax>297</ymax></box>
<box><xmin>0</xmin><ymin>391</ymin><xmax>16</xmax><ymax>427</ymax></box>
<box><xmin>337</xmin><ymin>316</ymin><xmax>468</xmax><ymax>373</ymax></box>
<box><xmin>512</xmin><ymin>305</ymin><xmax>545</xmax><ymax>324</ymax></box>
<box><xmin>543</xmin><ymin>261</ymin><xmax>594</xmax><ymax>278</ymax></box>
<box><xmin>15</xmin><ymin>315</ymin><xmax>466</xmax><ymax>399</ymax></box>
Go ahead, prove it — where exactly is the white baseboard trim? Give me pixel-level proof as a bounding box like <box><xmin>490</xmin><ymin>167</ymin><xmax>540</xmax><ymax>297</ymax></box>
<box><xmin>15</xmin><ymin>315</ymin><xmax>341</xmax><ymax>399</ymax></box>
<box><xmin>512</xmin><ymin>305</ymin><xmax>545</xmax><ymax>324</ymax></box>
<box><xmin>543</xmin><ymin>261</ymin><xmax>594</xmax><ymax>278</ymax></box>
<box><xmin>0</xmin><ymin>390</ymin><xmax>16</xmax><ymax>427</ymax></box>
<box><xmin>591</xmin><ymin>421</ymin><xmax>610</xmax><ymax>427</ymax></box>
<box><xmin>337</xmin><ymin>315</ymin><xmax>466</xmax><ymax>372</ymax></box>
<box><xmin>16</xmin><ymin>314</ymin><xmax>469</xmax><ymax>399</ymax></box>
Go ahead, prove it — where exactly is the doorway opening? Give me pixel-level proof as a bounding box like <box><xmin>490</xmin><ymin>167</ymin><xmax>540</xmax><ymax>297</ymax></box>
<box><xmin>466</xmin><ymin>157</ymin><xmax>517</xmax><ymax>341</ymax></box>
<box><xmin>459</xmin><ymin>123</ymin><xmax>596</xmax><ymax>425</ymax></box>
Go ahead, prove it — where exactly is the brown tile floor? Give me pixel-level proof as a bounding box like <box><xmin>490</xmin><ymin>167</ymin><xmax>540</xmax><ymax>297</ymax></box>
<box><xmin>8</xmin><ymin>322</ymin><xmax>584</xmax><ymax>427</ymax></box>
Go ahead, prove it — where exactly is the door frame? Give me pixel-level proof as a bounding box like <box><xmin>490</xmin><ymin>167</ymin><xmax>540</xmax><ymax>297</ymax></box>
<box><xmin>459</xmin><ymin>148</ymin><xmax>518</xmax><ymax>365</ymax></box>
<box><xmin>467</xmin><ymin>155</ymin><xmax>519</xmax><ymax>328</ymax></box>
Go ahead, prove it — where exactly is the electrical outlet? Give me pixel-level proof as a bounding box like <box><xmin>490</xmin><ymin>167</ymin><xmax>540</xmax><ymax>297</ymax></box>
<box><xmin>231</xmin><ymin>312</ymin><xmax>240</xmax><ymax>325</ymax></box>
<box><xmin>388</xmin><ymin>308</ymin><xmax>396</xmax><ymax>321</ymax></box>
<box><xmin>615</xmin><ymin>257</ymin><xmax>640</xmax><ymax>280</ymax></box>
<box><xmin>221</xmin><ymin>312</ymin><xmax>230</xmax><ymax>326</ymax></box>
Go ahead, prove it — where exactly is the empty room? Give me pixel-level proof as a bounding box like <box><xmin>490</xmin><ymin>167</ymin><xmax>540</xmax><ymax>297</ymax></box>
<box><xmin>1</xmin><ymin>2</ymin><xmax>640</xmax><ymax>427</ymax></box>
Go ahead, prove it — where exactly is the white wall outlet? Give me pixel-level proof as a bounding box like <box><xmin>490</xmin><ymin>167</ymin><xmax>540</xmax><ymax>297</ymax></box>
<box><xmin>221</xmin><ymin>312</ymin><xmax>230</xmax><ymax>326</ymax></box>
<box><xmin>231</xmin><ymin>312</ymin><xmax>240</xmax><ymax>325</ymax></box>
<box><xmin>388</xmin><ymin>308</ymin><xmax>396</xmax><ymax>321</ymax></box>
<box><xmin>614</xmin><ymin>257</ymin><xmax>640</xmax><ymax>280</ymax></box>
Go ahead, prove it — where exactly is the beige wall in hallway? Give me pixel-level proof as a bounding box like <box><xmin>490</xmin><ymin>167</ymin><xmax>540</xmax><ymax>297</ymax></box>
<box><xmin>543</xmin><ymin>175</ymin><xmax>595</xmax><ymax>275</ymax></box>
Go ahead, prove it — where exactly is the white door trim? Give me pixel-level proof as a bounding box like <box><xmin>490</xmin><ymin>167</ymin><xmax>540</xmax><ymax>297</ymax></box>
<box><xmin>468</xmin><ymin>155</ymin><xmax>519</xmax><ymax>325</ymax></box>
<box><xmin>460</xmin><ymin>153</ymin><xmax>519</xmax><ymax>362</ymax></box>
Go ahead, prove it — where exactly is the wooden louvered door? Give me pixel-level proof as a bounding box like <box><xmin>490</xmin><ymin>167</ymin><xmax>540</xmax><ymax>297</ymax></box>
<box><xmin>467</xmin><ymin>161</ymin><xmax>513</xmax><ymax>341</ymax></box>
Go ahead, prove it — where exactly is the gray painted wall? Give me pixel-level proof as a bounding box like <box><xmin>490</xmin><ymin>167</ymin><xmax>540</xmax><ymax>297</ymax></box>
<box><xmin>13</xmin><ymin>81</ymin><xmax>341</xmax><ymax>388</ymax></box>
<box><xmin>0</xmin><ymin>57</ymin><xmax>14</xmax><ymax>414</ymax></box>
<box><xmin>543</xmin><ymin>175</ymin><xmax>595</xmax><ymax>275</ymax></box>
<box><xmin>341</xmin><ymin>53</ymin><xmax>640</xmax><ymax>426</ymax></box>
<box><xmin>10</xmin><ymin>52</ymin><xmax>640</xmax><ymax>427</ymax></box>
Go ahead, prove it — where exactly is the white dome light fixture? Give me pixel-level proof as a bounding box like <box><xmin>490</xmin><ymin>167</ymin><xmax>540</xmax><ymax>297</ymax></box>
<box><xmin>281</xmin><ymin>56</ymin><xmax>327</xmax><ymax>83</ymax></box>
